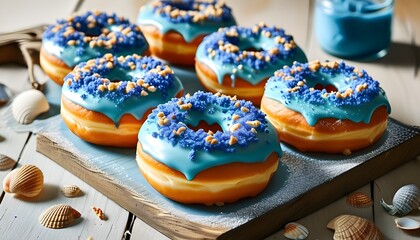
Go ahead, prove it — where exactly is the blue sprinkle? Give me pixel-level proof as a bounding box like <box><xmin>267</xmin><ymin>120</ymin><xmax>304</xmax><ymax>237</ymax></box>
<box><xmin>149</xmin><ymin>91</ymin><xmax>270</xmax><ymax>161</ymax></box>
<box><xmin>266</xmin><ymin>61</ymin><xmax>383</xmax><ymax>107</ymax></box>
<box><xmin>63</xmin><ymin>55</ymin><xmax>176</xmax><ymax>105</ymax></box>
<box><xmin>151</xmin><ymin>1</ymin><xmax>234</xmax><ymax>24</ymax></box>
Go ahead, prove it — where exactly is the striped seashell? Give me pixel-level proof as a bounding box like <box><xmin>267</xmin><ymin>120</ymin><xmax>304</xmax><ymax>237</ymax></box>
<box><xmin>327</xmin><ymin>215</ymin><xmax>383</xmax><ymax>240</ymax></box>
<box><xmin>11</xmin><ymin>89</ymin><xmax>50</xmax><ymax>124</ymax></box>
<box><xmin>61</xmin><ymin>185</ymin><xmax>81</xmax><ymax>197</ymax></box>
<box><xmin>39</xmin><ymin>204</ymin><xmax>81</xmax><ymax>229</ymax></box>
<box><xmin>347</xmin><ymin>192</ymin><xmax>373</xmax><ymax>208</ymax></box>
<box><xmin>380</xmin><ymin>184</ymin><xmax>420</xmax><ymax>216</ymax></box>
<box><xmin>2</xmin><ymin>164</ymin><xmax>44</xmax><ymax>197</ymax></box>
<box><xmin>283</xmin><ymin>222</ymin><xmax>309</xmax><ymax>240</ymax></box>
<box><xmin>0</xmin><ymin>154</ymin><xmax>16</xmax><ymax>170</ymax></box>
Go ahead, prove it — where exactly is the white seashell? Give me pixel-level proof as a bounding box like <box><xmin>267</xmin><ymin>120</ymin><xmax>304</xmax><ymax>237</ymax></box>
<box><xmin>380</xmin><ymin>184</ymin><xmax>420</xmax><ymax>216</ymax></box>
<box><xmin>283</xmin><ymin>222</ymin><xmax>309</xmax><ymax>240</ymax></box>
<box><xmin>61</xmin><ymin>185</ymin><xmax>81</xmax><ymax>197</ymax></box>
<box><xmin>39</xmin><ymin>204</ymin><xmax>81</xmax><ymax>229</ymax></box>
<box><xmin>0</xmin><ymin>154</ymin><xmax>16</xmax><ymax>170</ymax></box>
<box><xmin>11</xmin><ymin>89</ymin><xmax>49</xmax><ymax>124</ymax></box>
<box><xmin>327</xmin><ymin>215</ymin><xmax>383</xmax><ymax>240</ymax></box>
<box><xmin>2</xmin><ymin>164</ymin><xmax>44</xmax><ymax>197</ymax></box>
<box><xmin>347</xmin><ymin>192</ymin><xmax>373</xmax><ymax>208</ymax></box>
<box><xmin>395</xmin><ymin>217</ymin><xmax>420</xmax><ymax>230</ymax></box>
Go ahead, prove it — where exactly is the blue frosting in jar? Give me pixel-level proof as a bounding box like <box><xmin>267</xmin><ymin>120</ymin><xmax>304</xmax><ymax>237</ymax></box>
<box><xmin>314</xmin><ymin>0</ymin><xmax>394</xmax><ymax>59</ymax></box>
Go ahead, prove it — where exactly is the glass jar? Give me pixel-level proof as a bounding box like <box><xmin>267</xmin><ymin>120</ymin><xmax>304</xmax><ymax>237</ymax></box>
<box><xmin>314</xmin><ymin>0</ymin><xmax>394</xmax><ymax>60</ymax></box>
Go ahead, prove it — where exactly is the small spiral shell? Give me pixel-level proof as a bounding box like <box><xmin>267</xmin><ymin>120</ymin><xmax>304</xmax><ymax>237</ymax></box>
<box><xmin>380</xmin><ymin>184</ymin><xmax>420</xmax><ymax>216</ymax></box>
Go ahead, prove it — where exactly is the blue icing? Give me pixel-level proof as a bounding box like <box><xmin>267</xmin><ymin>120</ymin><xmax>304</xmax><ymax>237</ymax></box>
<box><xmin>137</xmin><ymin>1</ymin><xmax>236</xmax><ymax>42</ymax></box>
<box><xmin>264</xmin><ymin>61</ymin><xmax>391</xmax><ymax>126</ymax></box>
<box><xmin>62</xmin><ymin>54</ymin><xmax>183</xmax><ymax>125</ymax></box>
<box><xmin>138</xmin><ymin>91</ymin><xmax>282</xmax><ymax>180</ymax></box>
<box><xmin>42</xmin><ymin>11</ymin><xmax>148</xmax><ymax>67</ymax></box>
<box><xmin>195</xmin><ymin>24</ymin><xmax>307</xmax><ymax>85</ymax></box>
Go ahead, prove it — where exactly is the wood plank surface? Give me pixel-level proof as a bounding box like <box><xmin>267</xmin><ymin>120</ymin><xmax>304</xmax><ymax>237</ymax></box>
<box><xmin>0</xmin><ymin>135</ymin><xmax>130</xmax><ymax>240</ymax></box>
<box><xmin>0</xmin><ymin>0</ymin><xmax>419</xmax><ymax>239</ymax></box>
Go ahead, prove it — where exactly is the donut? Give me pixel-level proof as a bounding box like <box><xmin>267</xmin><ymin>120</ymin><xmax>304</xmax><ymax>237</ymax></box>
<box><xmin>61</xmin><ymin>53</ymin><xmax>183</xmax><ymax>147</ymax></box>
<box><xmin>137</xmin><ymin>0</ymin><xmax>236</xmax><ymax>66</ymax></box>
<box><xmin>261</xmin><ymin>60</ymin><xmax>391</xmax><ymax>154</ymax></box>
<box><xmin>195</xmin><ymin>22</ymin><xmax>307</xmax><ymax>105</ymax></box>
<box><xmin>136</xmin><ymin>91</ymin><xmax>282</xmax><ymax>205</ymax></box>
<box><xmin>41</xmin><ymin>11</ymin><xmax>149</xmax><ymax>85</ymax></box>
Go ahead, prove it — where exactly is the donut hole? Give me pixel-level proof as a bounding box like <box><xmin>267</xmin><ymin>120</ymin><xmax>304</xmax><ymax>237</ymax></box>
<box><xmin>170</xmin><ymin>2</ymin><xmax>194</xmax><ymax>11</ymax></box>
<box><xmin>81</xmin><ymin>29</ymin><xmax>102</xmax><ymax>37</ymax></box>
<box><xmin>242</xmin><ymin>46</ymin><xmax>265</xmax><ymax>52</ymax></box>
<box><xmin>314</xmin><ymin>83</ymin><xmax>338</xmax><ymax>93</ymax></box>
<box><xmin>187</xmin><ymin>120</ymin><xmax>223</xmax><ymax>133</ymax></box>
<box><xmin>71</xmin><ymin>23</ymin><xmax>103</xmax><ymax>37</ymax></box>
<box><xmin>106</xmin><ymin>68</ymin><xmax>137</xmax><ymax>83</ymax></box>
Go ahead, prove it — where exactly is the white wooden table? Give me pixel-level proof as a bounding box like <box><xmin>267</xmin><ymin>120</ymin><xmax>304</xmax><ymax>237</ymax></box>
<box><xmin>1</xmin><ymin>0</ymin><xmax>420</xmax><ymax>239</ymax></box>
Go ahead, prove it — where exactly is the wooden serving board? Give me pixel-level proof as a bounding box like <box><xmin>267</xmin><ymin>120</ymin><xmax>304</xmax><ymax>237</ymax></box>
<box><xmin>33</xmin><ymin>66</ymin><xmax>420</xmax><ymax>239</ymax></box>
<box><xmin>36</xmin><ymin>117</ymin><xmax>420</xmax><ymax>240</ymax></box>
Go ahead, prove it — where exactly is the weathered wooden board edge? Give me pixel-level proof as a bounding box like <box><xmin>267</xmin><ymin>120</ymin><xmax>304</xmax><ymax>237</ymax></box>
<box><xmin>36</xmin><ymin>134</ymin><xmax>227</xmax><ymax>240</ymax></box>
<box><xmin>219</xmin><ymin>124</ymin><xmax>420</xmax><ymax>240</ymax></box>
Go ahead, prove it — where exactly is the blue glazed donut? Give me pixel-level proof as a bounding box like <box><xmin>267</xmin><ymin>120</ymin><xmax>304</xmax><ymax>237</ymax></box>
<box><xmin>61</xmin><ymin>53</ymin><xmax>183</xmax><ymax>147</ymax></box>
<box><xmin>41</xmin><ymin>11</ymin><xmax>149</xmax><ymax>85</ymax></box>
<box><xmin>195</xmin><ymin>22</ymin><xmax>307</xmax><ymax>104</ymax></box>
<box><xmin>261</xmin><ymin>60</ymin><xmax>391</xmax><ymax>154</ymax></box>
<box><xmin>137</xmin><ymin>0</ymin><xmax>236</xmax><ymax>66</ymax></box>
<box><xmin>137</xmin><ymin>91</ymin><xmax>282</xmax><ymax>205</ymax></box>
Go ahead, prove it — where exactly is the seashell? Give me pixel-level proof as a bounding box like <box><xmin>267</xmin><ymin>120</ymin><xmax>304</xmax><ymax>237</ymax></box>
<box><xmin>39</xmin><ymin>204</ymin><xmax>81</xmax><ymax>229</ymax></box>
<box><xmin>347</xmin><ymin>192</ymin><xmax>373</xmax><ymax>208</ymax></box>
<box><xmin>11</xmin><ymin>89</ymin><xmax>49</xmax><ymax>124</ymax></box>
<box><xmin>283</xmin><ymin>222</ymin><xmax>309</xmax><ymax>240</ymax></box>
<box><xmin>61</xmin><ymin>185</ymin><xmax>81</xmax><ymax>197</ymax></box>
<box><xmin>380</xmin><ymin>184</ymin><xmax>420</xmax><ymax>216</ymax></box>
<box><xmin>0</xmin><ymin>154</ymin><xmax>16</xmax><ymax>170</ymax></box>
<box><xmin>395</xmin><ymin>217</ymin><xmax>420</xmax><ymax>230</ymax></box>
<box><xmin>2</xmin><ymin>164</ymin><xmax>44</xmax><ymax>197</ymax></box>
<box><xmin>327</xmin><ymin>215</ymin><xmax>383</xmax><ymax>240</ymax></box>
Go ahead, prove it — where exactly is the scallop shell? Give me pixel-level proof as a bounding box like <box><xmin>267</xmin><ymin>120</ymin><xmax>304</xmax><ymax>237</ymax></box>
<box><xmin>327</xmin><ymin>215</ymin><xmax>383</xmax><ymax>240</ymax></box>
<box><xmin>0</xmin><ymin>154</ymin><xmax>16</xmax><ymax>170</ymax></box>
<box><xmin>61</xmin><ymin>185</ymin><xmax>81</xmax><ymax>197</ymax></box>
<box><xmin>39</xmin><ymin>204</ymin><xmax>81</xmax><ymax>229</ymax></box>
<box><xmin>380</xmin><ymin>184</ymin><xmax>420</xmax><ymax>216</ymax></box>
<box><xmin>2</xmin><ymin>164</ymin><xmax>44</xmax><ymax>197</ymax></box>
<box><xmin>283</xmin><ymin>222</ymin><xmax>309</xmax><ymax>240</ymax></box>
<box><xmin>11</xmin><ymin>89</ymin><xmax>49</xmax><ymax>124</ymax></box>
<box><xmin>395</xmin><ymin>217</ymin><xmax>420</xmax><ymax>230</ymax></box>
<box><xmin>347</xmin><ymin>192</ymin><xmax>373</xmax><ymax>208</ymax></box>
